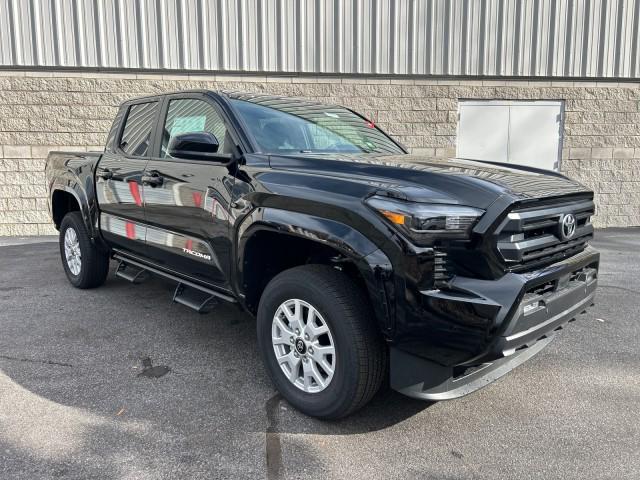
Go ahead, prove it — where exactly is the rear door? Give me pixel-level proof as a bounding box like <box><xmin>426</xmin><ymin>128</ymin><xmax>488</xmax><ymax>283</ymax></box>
<box><xmin>142</xmin><ymin>93</ymin><xmax>238</xmax><ymax>288</ymax></box>
<box><xmin>97</xmin><ymin>99</ymin><xmax>161</xmax><ymax>256</ymax></box>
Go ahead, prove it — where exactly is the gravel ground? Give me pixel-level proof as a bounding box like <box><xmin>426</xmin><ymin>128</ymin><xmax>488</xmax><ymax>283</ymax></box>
<box><xmin>0</xmin><ymin>229</ymin><xmax>638</xmax><ymax>480</ymax></box>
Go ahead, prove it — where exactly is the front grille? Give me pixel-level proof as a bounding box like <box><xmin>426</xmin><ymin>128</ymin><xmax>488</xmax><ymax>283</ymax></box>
<box><xmin>495</xmin><ymin>198</ymin><xmax>595</xmax><ymax>272</ymax></box>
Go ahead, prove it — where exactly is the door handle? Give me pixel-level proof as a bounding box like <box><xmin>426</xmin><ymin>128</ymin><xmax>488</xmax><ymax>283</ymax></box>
<box><xmin>141</xmin><ymin>174</ymin><xmax>164</xmax><ymax>187</ymax></box>
<box><xmin>97</xmin><ymin>169</ymin><xmax>113</xmax><ymax>180</ymax></box>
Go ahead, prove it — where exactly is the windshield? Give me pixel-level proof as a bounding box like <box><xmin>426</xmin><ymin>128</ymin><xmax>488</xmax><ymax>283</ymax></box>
<box><xmin>230</xmin><ymin>97</ymin><xmax>404</xmax><ymax>155</ymax></box>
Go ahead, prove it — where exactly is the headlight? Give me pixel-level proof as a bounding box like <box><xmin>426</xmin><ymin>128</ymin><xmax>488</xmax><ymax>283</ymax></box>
<box><xmin>365</xmin><ymin>195</ymin><xmax>484</xmax><ymax>245</ymax></box>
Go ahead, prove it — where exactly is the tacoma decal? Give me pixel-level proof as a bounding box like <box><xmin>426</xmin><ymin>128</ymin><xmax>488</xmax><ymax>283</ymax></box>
<box><xmin>182</xmin><ymin>248</ymin><xmax>212</xmax><ymax>261</ymax></box>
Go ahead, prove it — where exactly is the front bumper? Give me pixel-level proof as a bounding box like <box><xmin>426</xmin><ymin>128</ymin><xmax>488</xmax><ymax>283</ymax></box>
<box><xmin>390</xmin><ymin>246</ymin><xmax>599</xmax><ymax>400</ymax></box>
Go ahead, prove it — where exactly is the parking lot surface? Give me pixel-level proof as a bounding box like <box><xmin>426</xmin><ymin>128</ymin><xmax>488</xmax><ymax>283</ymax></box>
<box><xmin>0</xmin><ymin>229</ymin><xmax>639</xmax><ymax>480</ymax></box>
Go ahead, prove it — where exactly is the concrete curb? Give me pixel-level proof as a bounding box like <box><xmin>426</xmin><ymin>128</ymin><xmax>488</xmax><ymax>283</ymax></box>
<box><xmin>0</xmin><ymin>235</ymin><xmax>58</xmax><ymax>246</ymax></box>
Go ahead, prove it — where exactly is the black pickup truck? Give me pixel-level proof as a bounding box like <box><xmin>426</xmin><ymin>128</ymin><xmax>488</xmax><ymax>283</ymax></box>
<box><xmin>46</xmin><ymin>90</ymin><xmax>599</xmax><ymax>419</ymax></box>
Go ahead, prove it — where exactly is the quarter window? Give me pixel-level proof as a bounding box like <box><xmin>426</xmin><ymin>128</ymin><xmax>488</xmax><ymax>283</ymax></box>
<box><xmin>120</xmin><ymin>102</ymin><xmax>159</xmax><ymax>157</ymax></box>
<box><xmin>161</xmin><ymin>99</ymin><xmax>228</xmax><ymax>157</ymax></box>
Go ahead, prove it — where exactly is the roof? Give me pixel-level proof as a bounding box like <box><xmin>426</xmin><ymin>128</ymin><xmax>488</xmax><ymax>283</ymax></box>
<box><xmin>123</xmin><ymin>90</ymin><xmax>340</xmax><ymax>110</ymax></box>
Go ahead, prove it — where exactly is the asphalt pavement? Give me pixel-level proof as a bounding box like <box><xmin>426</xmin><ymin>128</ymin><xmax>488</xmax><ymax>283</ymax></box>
<box><xmin>0</xmin><ymin>229</ymin><xmax>638</xmax><ymax>479</ymax></box>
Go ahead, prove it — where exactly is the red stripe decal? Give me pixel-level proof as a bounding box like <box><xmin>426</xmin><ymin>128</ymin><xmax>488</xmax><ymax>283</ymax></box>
<box><xmin>129</xmin><ymin>181</ymin><xmax>142</xmax><ymax>206</ymax></box>
<box><xmin>125</xmin><ymin>222</ymin><xmax>135</xmax><ymax>239</ymax></box>
<box><xmin>192</xmin><ymin>191</ymin><xmax>202</xmax><ymax>208</ymax></box>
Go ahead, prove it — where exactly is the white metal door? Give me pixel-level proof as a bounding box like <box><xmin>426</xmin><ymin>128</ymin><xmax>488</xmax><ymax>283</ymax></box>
<box><xmin>457</xmin><ymin>103</ymin><xmax>509</xmax><ymax>163</ymax></box>
<box><xmin>457</xmin><ymin>100</ymin><xmax>563</xmax><ymax>171</ymax></box>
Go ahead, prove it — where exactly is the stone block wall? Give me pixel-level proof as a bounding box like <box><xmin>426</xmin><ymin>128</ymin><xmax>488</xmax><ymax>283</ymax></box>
<box><xmin>0</xmin><ymin>70</ymin><xmax>639</xmax><ymax>235</ymax></box>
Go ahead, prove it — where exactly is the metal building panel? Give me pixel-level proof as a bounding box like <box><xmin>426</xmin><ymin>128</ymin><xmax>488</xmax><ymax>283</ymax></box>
<box><xmin>0</xmin><ymin>0</ymin><xmax>638</xmax><ymax>77</ymax></box>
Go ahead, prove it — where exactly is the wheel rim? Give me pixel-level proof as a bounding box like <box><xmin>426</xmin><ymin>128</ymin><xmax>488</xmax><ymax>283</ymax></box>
<box><xmin>64</xmin><ymin>227</ymin><xmax>82</xmax><ymax>276</ymax></box>
<box><xmin>272</xmin><ymin>299</ymin><xmax>336</xmax><ymax>393</ymax></box>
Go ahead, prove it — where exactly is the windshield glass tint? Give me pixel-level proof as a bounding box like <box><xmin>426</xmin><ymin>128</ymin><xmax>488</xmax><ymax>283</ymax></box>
<box><xmin>230</xmin><ymin>97</ymin><xmax>404</xmax><ymax>155</ymax></box>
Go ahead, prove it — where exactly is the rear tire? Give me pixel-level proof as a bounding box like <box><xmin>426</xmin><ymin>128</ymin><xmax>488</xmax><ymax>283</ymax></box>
<box><xmin>257</xmin><ymin>265</ymin><xmax>386</xmax><ymax>419</ymax></box>
<box><xmin>59</xmin><ymin>212</ymin><xmax>109</xmax><ymax>289</ymax></box>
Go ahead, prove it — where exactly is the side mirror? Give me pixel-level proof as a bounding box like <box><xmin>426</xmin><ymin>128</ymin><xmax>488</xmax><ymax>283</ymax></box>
<box><xmin>167</xmin><ymin>132</ymin><xmax>222</xmax><ymax>161</ymax></box>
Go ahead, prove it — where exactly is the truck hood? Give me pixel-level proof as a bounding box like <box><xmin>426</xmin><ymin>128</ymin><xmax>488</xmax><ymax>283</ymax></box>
<box><xmin>268</xmin><ymin>153</ymin><xmax>590</xmax><ymax>209</ymax></box>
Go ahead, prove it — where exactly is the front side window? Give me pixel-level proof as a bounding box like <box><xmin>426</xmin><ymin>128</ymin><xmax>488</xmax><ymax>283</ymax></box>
<box><xmin>120</xmin><ymin>102</ymin><xmax>159</xmax><ymax>157</ymax></box>
<box><xmin>161</xmin><ymin>98</ymin><xmax>228</xmax><ymax>157</ymax></box>
<box><xmin>230</xmin><ymin>97</ymin><xmax>404</xmax><ymax>155</ymax></box>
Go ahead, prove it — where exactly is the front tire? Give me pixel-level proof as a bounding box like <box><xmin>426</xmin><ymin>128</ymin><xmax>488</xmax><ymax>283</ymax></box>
<box><xmin>257</xmin><ymin>265</ymin><xmax>386</xmax><ymax>419</ymax></box>
<box><xmin>59</xmin><ymin>212</ymin><xmax>109</xmax><ymax>289</ymax></box>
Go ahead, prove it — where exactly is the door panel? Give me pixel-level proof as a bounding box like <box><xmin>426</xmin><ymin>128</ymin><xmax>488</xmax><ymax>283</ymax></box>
<box><xmin>508</xmin><ymin>103</ymin><xmax>562</xmax><ymax>170</ymax></box>
<box><xmin>96</xmin><ymin>100</ymin><xmax>160</xmax><ymax>255</ymax></box>
<box><xmin>142</xmin><ymin>96</ymin><xmax>236</xmax><ymax>288</ymax></box>
<box><xmin>142</xmin><ymin>160</ymin><xmax>235</xmax><ymax>287</ymax></box>
<box><xmin>457</xmin><ymin>103</ymin><xmax>509</xmax><ymax>162</ymax></box>
<box><xmin>96</xmin><ymin>152</ymin><xmax>148</xmax><ymax>255</ymax></box>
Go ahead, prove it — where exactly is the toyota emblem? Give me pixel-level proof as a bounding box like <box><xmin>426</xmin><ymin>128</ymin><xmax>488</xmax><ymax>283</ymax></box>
<box><xmin>295</xmin><ymin>338</ymin><xmax>307</xmax><ymax>355</ymax></box>
<box><xmin>560</xmin><ymin>213</ymin><xmax>576</xmax><ymax>240</ymax></box>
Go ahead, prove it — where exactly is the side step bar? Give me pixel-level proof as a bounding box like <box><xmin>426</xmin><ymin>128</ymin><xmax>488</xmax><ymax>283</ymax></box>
<box><xmin>173</xmin><ymin>283</ymin><xmax>218</xmax><ymax>314</ymax></box>
<box><xmin>115</xmin><ymin>260</ymin><xmax>148</xmax><ymax>283</ymax></box>
<box><xmin>112</xmin><ymin>253</ymin><xmax>236</xmax><ymax>313</ymax></box>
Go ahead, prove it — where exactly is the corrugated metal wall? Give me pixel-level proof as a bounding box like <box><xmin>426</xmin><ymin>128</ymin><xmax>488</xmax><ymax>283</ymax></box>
<box><xmin>0</xmin><ymin>0</ymin><xmax>638</xmax><ymax>78</ymax></box>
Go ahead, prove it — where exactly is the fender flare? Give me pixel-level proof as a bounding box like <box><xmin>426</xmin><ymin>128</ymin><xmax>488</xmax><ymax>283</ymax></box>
<box><xmin>50</xmin><ymin>182</ymin><xmax>97</xmax><ymax>239</ymax></box>
<box><xmin>236</xmin><ymin>207</ymin><xmax>396</xmax><ymax>332</ymax></box>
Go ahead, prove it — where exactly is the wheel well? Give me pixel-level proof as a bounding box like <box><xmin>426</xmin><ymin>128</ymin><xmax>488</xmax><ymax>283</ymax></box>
<box><xmin>241</xmin><ymin>231</ymin><xmax>368</xmax><ymax>314</ymax></box>
<box><xmin>51</xmin><ymin>190</ymin><xmax>80</xmax><ymax>229</ymax></box>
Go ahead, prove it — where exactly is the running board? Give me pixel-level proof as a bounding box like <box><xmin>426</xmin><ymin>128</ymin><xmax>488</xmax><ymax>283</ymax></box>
<box><xmin>115</xmin><ymin>260</ymin><xmax>148</xmax><ymax>284</ymax></box>
<box><xmin>112</xmin><ymin>254</ymin><xmax>237</xmax><ymax>312</ymax></box>
<box><xmin>173</xmin><ymin>283</ymin><xmax>218</xmax><ymax>313</ymax></box>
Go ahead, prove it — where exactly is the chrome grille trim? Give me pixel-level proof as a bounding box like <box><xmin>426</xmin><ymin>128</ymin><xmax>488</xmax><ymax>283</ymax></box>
<box><xmin>496</xmin><ymin>199</ymin><xmax>595</xmax><ymax>272</ymax></box>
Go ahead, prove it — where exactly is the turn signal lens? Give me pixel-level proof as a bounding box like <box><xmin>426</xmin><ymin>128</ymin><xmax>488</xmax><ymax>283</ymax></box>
<box><xmin>380</xmin><ymin>210</ymin><xmax>406</xmax><ymax>225</ymax></box>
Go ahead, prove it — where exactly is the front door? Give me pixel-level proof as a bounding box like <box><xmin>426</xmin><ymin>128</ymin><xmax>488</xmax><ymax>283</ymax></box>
<box><xmin>142</xmin><ymin>95</ymin><xmax>237</xmax><ymax>288</ymax></box>
<box><xmin>96</xmin><ymin>100</ymin><xmax>160</xmax><ymax>256</ymax></box>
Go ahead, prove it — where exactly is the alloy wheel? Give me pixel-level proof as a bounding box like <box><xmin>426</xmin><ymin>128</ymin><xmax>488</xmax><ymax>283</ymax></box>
<box><xmin>64</xmin><ymin>227</ymin><xmax>82</xmax><ymax>276</ymax></box>
<box><xmin>271</xmin><ymin>298</ymin><xmax>336</xmax><ymax>393</ymax></box>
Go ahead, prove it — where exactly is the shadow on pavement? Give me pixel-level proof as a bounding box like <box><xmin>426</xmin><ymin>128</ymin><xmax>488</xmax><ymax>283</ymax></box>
<box><xmin>266</xmin><ymin>388</ymin><xmax>432</xmax><ymax>437</ymax></box>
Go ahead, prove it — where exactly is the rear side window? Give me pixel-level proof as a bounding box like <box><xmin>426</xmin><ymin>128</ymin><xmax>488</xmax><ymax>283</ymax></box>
<box><xmin>120</xmin><ymin>101</ymin><xmax>159</xmax><ymax>157</ymax></box>
<box><xmin>105</xmin><ymin>106</ymin><xmax>126</xmax><ymax>151</ymax></box>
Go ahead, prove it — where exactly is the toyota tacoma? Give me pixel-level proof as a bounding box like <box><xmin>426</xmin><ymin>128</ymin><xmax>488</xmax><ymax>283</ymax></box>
<box><xmin>45</xmin><ymin>90</ymin><xmax>599</xmax><ymax>418</ymax></box>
